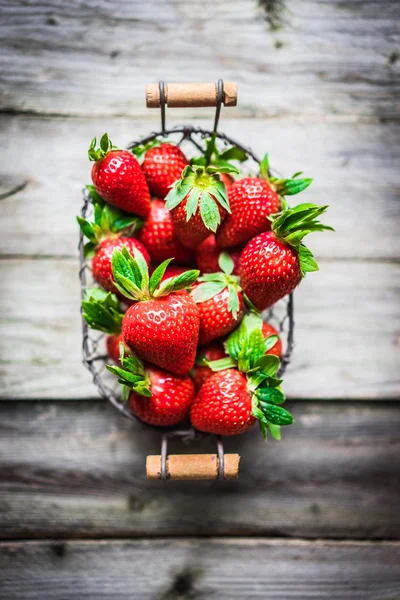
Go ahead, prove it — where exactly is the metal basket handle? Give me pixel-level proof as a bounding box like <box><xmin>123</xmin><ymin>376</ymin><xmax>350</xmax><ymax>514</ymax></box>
<box><xmin>146</xmin><ymin>434</ymin><xmax>240</xmax><ymax>481</ymax></box>
<box><xmin>145</xmin><ymin>80</ymin><xmax>237</xmax><ymax>132</ymax></box>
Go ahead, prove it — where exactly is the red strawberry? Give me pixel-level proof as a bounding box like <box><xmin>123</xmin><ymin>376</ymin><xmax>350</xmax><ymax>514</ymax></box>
<box><xmin>217</xmin><ymin>154</ymin><xmax>313</xmax><ymax>248</ymax></box>
<box><xmin>128</xmin><ymin>367</ymin><xmax>194</xmax><ymax>426</ymax></box>
<box><xmin>196</xmin><ymin>235</ymin><xmax>241</xmax><ymax>275</ymax></box>
<box><xmin>192</xmin><ymin>253</ymin><xmax>245</xmax><ymax>345</ymax></box>
<box><xmin>139</xmin><ymin>198</ymin><xmax>195</xmax><ymax>264</ymax></box>
<box><xmin>262</xmin><ymin>322</ymin><xmax>282</xmax><ymax>358</ymax></box>
<box><xmin>92</xmin><ymin>237</ymin><xmax>149</xmax><ymax>297</ymax></box>
<box><xmin>112</xmin><ymin>247</ymin><xmax>200</xmax><ymax>375</ymax></box>
<box><xmin>191</xmin><ymin>343</ymin><xmax>226</xmax><ymax>391</ymax></box>
<box><xmin>107</xmin><ymin>350</ymin><xmax>195</xmax><ymax>427</ymax></box>
<box><xmin>191</xmin><ymin>370</ymin><xmax>256</xmax><ymax>436</ymax></box>
<box><xmin>240</xmin><ymin>204</ymin><xmax>333</xmax><ymax>310</ymax></box>
<box><xmin>77</xmin><ymin>194</ymin><xmax>149</xmax><ymax>297</ymax></box>
<box><xmin>142</xmin><ymin>143</ymin><xmax>189</xmax><ymax>198</ymax></box>
<box><xmin>81</xmin><ymin>288</ymin><xmax>130</xmax><ymax>363</ymax></box>
<box><xmin>89</xmin><ymin>134</ymin><xmax>150</xmax><ymax>217</ymax></box>
<box><xmin>165</xmin><ymin>164</ymin><xmax>239</xmax><ymax>249</ymax></box>
<box><xmin>191</xmin><ymin>313</ymin><xmax>294</xmax><ymax>438</ymax></box>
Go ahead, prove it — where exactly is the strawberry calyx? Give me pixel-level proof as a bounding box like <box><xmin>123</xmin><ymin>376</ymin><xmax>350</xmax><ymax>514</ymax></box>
<box><xmin>106</xmin><ymin>344</ymin><xmax>152</xmax><ymax>400</ymax></box>
<box><xmin>259</xmin><ymin>153</ymin><xmax>313</xmax><ymax>198</ymax></box>
<box><xmin>165</xmin><ymin>164</ymin><xmax>239</xmax><ymax>233</ymax></box>
<box><xmin>192</xmin><ymin>252</ymin><xmax>242</xmax><ymax>319</ymax></box>
<box><xmin>208</xmin><ymin>313</ymin><xmax>293</xmax><ymax>440</ymax></box>
<box><xmin>81</xmin><ymin>288</ymin><xmax>123</xmax><ymax>335</ymax></box>
<box><xmin>111</xmin><ymin>246</ymin><xmax>199</xmax><ymax>302</ymax></box>
<box><xmin>191</xmin><ymin>138</ymin><xmax>247</xmax><ymax>173</ymax></box>
<box><xmin>77</xmin><ymin>190</ymin><xmax>143</xmax><ymax>258</ymax></box>
<box><xmin>88</xmin><ymin>133</ymin><xmax>118</xmax><ymax>162</ymax></box>
<box><xmin>270</xmin><ymin>203</ymin><xmax>334</xmax><ymax>276</ymax></box>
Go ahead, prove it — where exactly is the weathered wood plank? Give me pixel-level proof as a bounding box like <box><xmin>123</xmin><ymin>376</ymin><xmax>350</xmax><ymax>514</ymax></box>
<box><xmin>0</xmin><ymin>538</ymin><xmax>399</xmax><ymax>599</ymax></box>
<box><xmin>1</xmin><ymin>0</ymin><xmax>399</xmax><ymax>120</ymax></box>
<box><xmin>0</xmin><ymin>401</ymin><xmax>399</xmax><ymax>539</ymax></box>
<box><xmin>0</xmin><ymin>115</ymin><xmax>399</xmax><ymax>260</ymax></box>
<box><xmin>1</xmin><ymin>258</ymin><xmax>398</xmax><ymax>400</ymax></box>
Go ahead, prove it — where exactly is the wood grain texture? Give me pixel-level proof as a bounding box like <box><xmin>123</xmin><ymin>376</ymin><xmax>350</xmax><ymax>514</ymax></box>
<box><xmin>0</xmin><ymin>115</ymin><xmax>399</xmax><ymax>260</ymax></box>
<box><xmin>0</xmin><ymin>0</ymin><xmax>399</xmax><ymax>121</ymax></box>
<box><xmin>1</xmin><ymin>538</ymin><xmax>400</xmax><ymax>600</ymax></box>
<box><xmin>0</xmin><ymin>400</ymin><xmax>399</xmax><ymax>539</ymax></box>
<box><xmin>1</xmin><ymin>258</ymin><xmax>399</xmax><ymax>400</ymax></box>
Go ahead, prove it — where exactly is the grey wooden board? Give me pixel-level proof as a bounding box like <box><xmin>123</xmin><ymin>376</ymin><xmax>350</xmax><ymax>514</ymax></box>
<box><xmin>1</xmin><ymin>257</ymin><xmax>399</xmax><ymax>400</ymax></box>
<box><xmin>0</xmin><ymin>0</ymin><xmax>399</xmax><ymax>121</ymax></box>
<box><xmin>1</xmin><ymin>115</ymin><xmax>400</xmax><ymax>260</ymax></box>
<box><xmin>1</xmin><ymin>538</ymin><xmax>400</xmax><ymax>600</ymax></box>
<box><xmin>0</xmin><ymin>400</ymin><xmax>399</xmax><ymax>539</ymax></box>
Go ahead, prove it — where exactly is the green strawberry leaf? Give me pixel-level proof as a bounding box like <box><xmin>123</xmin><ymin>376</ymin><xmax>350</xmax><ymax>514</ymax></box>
<box><xmin>185</xmin><ymin>188</ymin><xmax>202</xmax><ymax>221</ymax></box>
<box><xmin>219</xmin><ymin>146</ymin><xmax>248</xmax><ymax>162</ymax></box>
<box><xmin>149</xmin><ymin>258</ymin><xmax>174</xmax><ymax>295</ymax></box>
<box><xmin>274</xmin><ymin>178</ymin><xmax>313</xmax><ymax>196</ymax></box>
<box><xmin>77</xmin><ymin>216</ymin><xmax>96</xmax><ymax>244</ymax></box>
<box><xmin>255</xmin><ymin>386</ymin><xmax>285</xmax><ymax>404</ymax></box>
<box><xmin>83</xmin><ymin>241</ymin><xmax>96</xmax><ymax>259</ymax></box>
<box><xmin>113</xmin><ymin>215</ymin><xmax>143</xmax><ymax>233</ymax></box>
<box><xmin>199</xmin><ymin>192</ymin><xmax>221</xmax><ymax>232</ymax></box>
<box><xmin>268</xmin><ymin>423</ymin><xmax>281</xmax><ymax>440</ymax></box>
<box><xmin>218</xmin><ymin>252</ymin><xmax>234</xmax><ymax>275</ymax></box>
<box><xmin>254</xmin><ymin>354</ymin><xmax>280</xmax><ymax>376</ymax></box>
<box><xmin>207</xmin><ymin>357</ymin><xmax>237</xmax><ymax>372</ymax></box>
<box><xmin>86</xmin><ymin>184</ymin><xmax>105</xmax><ymax>206</ymax></box>
<box><xmin>192</xmin><ymin>281</ymin><xmax>227</xmax><ymax>304</ymax></box>
<box><xmin>259</xmin><ymin>153</ymin><xmax>270</xmax><ymax>180</ymax></box>
<box><xmin>264</xmin><ymin>334</ymin><xmax>279</xmax><ymax>352</ymax></box>
<box><xmin>298</xmin><ymin>245</ymin><xmax>319</xmax><ymax>276</ymax></box>
<box><xmin>82</xmin><ymin>291</ymin><xmax>123</xmax><ymax>335</ymax></box>
<box><xmin>206</xmin><ymin>162</ymin><xmax>240</xmax><ymax>175</ymax></box>
<box><xmin>228</xmin><ymin>286</ymin><xmax>240</xmax><ymax>320</ymax></box>
<box><xmin>154</xmin><ymin>269</ymin><xmax>200</xmax><ymax>297</ymax></box>
<box><xmin>259</xmin><ymin>403</ymin><xmax>294</xmax><ymax>426</ymax></box>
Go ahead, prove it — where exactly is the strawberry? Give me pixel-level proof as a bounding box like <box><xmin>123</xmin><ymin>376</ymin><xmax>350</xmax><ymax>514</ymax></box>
<box><xmin>139</xmin><ymin>198</ymin><xmax>195</xmax><ymax>265</ymax></box>
<box><xmin>262</xmin><ymin>322</ymin><xmax>282</xmax><ymax>358</ymax></box>
<box><xmin>196</xmin><ymin>234</ymin><xmax>241</xmax><ymax>275</ymax></box>
<box><xmin>107</xmin><ymin>348</ymin><xmax>195</xmax><ymax>427</ymax></box>
<box><xmin>81</xmin><ymin>288</ymin><xmax>130</xmax><ymax>363</ymax></box>
<box><xmin>192</xmin><ymin>253</ymin><xmax>245</xmax><ymax>345</ymax></box>
<box><xmin>111</xmin><ymin>247</ymin><xmax>200</xmax><ymax>375</ymax></box>
<box><xmin>191</xmin><ymin>343</ymin><xmax>227</xmax><ymax>391</ymax></box>
<box><xmin>191</xmin><ymin>313</ymin><xmax>294</xmax><ymax>438</ymax></box>
<box><xmin>165</xmin><ymin>164</ymin><xmax>239</xmax><ymax>249</ymax></box>
<box><xmin>92</xmin><ymin>237</ymin><xmax>150</xmax><ymax>297</ymax></box>
<box><xmin>240</xmin><ymin>203</ymin><xmax>333</xmax><ymax>310</ymax></box>
<box><xmin>77</xmin><ymin>194</ymin><xmax>150</xmax><ymax>297</ymax></box>
<box><xmin>191</xmin><ymin>369</ymin><xmax>256</xmax><ymax>435</ymax></box>
<box><xmin>217</xmin><ymin>154</ymin><xmax>313</xmax><ymax>248</ymax></box>
<box><xmin>89</xmin><ymin>134</ymin><xmax>150</xmax><ymax>218</ymax></box>
<box><xmin>141</xmin><ymin>143</ymin><xmax>189</xmax><ymax>198</ymax></box>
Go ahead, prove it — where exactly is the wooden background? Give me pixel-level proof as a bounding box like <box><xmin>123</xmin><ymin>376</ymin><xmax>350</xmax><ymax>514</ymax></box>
<box><xmin>0</xmin><ymin>0</ymin><xmax>399</xmax><ymax>598</ymax></box>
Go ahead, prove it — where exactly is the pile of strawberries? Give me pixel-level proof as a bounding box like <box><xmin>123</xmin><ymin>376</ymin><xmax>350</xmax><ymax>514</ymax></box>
<box><xmin>79</xmin><ymin>133</ymin><xmax>332</xmax><ymax>439</ymax></box>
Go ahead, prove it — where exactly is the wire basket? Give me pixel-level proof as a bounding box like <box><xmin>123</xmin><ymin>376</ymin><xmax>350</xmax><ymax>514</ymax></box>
<box><xmin>78</xmin><ymin>81</ymin><xmax>295</xmax><ymax>478</ymax></box>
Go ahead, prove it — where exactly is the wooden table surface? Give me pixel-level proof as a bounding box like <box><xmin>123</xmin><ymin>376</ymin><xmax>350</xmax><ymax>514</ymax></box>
<box><xmin>1</xmin><ymin>1</ymin><xmax>399</xmax><ymax>598</ymax></box>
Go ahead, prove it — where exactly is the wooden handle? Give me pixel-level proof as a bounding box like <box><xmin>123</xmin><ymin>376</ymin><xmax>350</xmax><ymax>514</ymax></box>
<box><xmin>146</xmin><ymin>453</ymin><xmax>240</xmax><ymax>480</ymax></box>
<box><xmin>146</xmin><ymin>82</ymin><xmax>237</xmax><ymax>109</ymax></box>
